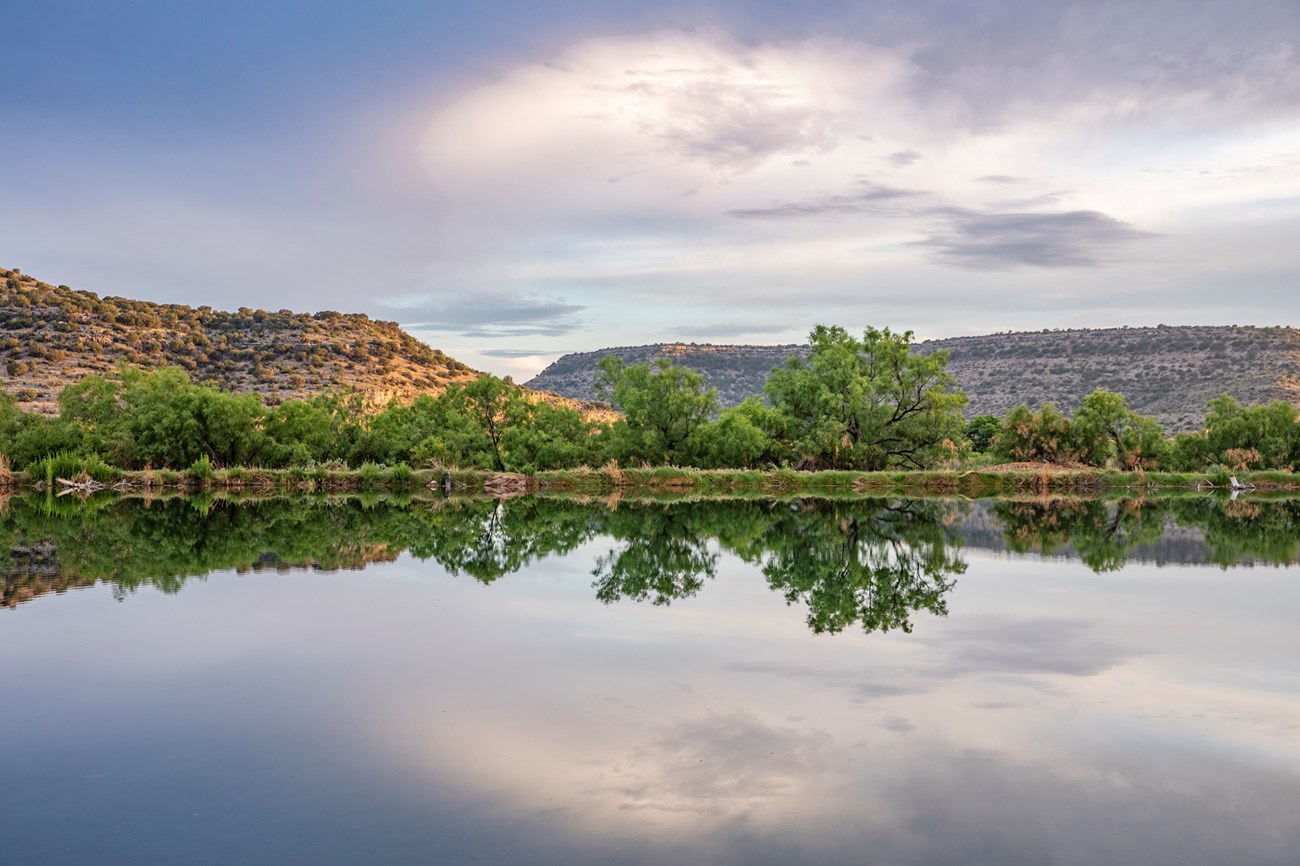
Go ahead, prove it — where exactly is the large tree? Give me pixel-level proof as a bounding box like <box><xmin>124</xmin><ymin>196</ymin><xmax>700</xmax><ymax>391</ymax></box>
<box><xmin>1072</xmin><ymin>389</ymin><xmax>1167</xmax><ymax>469</ymax></box>
<box><xmin>595</xmin><ymin>356</ymin><xmax>718</xmax><ymax>465</ymax></box>
<box><xmin>765</xmin><ymin>325</ymin><xmax>967</xmax><ymax>470</ymax></box>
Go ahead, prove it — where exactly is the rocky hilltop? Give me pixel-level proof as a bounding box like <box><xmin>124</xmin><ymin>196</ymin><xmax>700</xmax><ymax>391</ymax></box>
<box><xmin>527</xmin><ymin>326</ymin><xmax>1300</xmax><ymax>431</ymax></box>
<box><xmin>0</xmin><ymin>266</ymin><xmax>478</xmax><ymax>412</ymax></box>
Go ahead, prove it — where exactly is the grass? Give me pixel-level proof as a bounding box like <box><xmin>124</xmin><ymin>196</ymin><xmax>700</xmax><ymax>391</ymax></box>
<box><xmin>12</xmin><ymin>461</ymin><xmax>1300</xmax><ymax>499</ymax></box>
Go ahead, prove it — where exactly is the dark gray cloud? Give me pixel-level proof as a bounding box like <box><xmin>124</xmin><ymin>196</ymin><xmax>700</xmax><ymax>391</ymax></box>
<box><xmin>397</xmin><ymin>292</ymin><xmax>584</xmax><ymax>337</ymax></box>
<box><xmin>729</xmin><ymin>183</ymin><xmax>923</xmax><ymax>219</ymax></box>
<box><xmin>918</xmin><ymin>209</ymin><xmax>1155</xmax><ymax>269</ymax></box>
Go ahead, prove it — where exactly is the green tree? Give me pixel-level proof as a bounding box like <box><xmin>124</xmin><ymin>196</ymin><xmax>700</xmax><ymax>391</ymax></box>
<box><xmin>963</xmin><ymin>414</ymin><xmax>1001</xmax><ymax>453</ymax></box>
<box><xmin>1072</xmin><ymin>389</ymin><xmax>1167</xmax><ymax>469</ymax></box>
<box><xmin>264</xmin><ymin>394</ymin><xmax>359</xmax><ymax>467</ymax></box>
<box><xmin>121</xmin><ymin>368</ymin><xmax>267</xmax><ymax>467</ymax></box>
<box><xmin>765</xmin><ymin>325</ymin><xmax>966</xmax><ymax>470</ymax></box>
<box><xmin>448</xmin><ymin>375</ymin><xmax>530</xmax><ymax>471</ymax></box>
<box><xmin>595</xmin><ymin>356</ymin><xmax>718</xmax><ymax>465</ymax></box>
<box><xmin>500</xmin><ymin>401</ymin><xmax>602</xmax><ymax>471</ymax></box>
<box><xmin>685</xmin><ymin>398</ymin><xmax>789</xmax><ymax>469</ymax></box>
<box><xmin>993</xmin><ymin>403</ymin><xmax>1078</xmax><ymax>464</ymax></box>
<box><xmin>1204</xmin><ymin>395</ymin><xmax>1299</xmax><ymax>470</ymax></box>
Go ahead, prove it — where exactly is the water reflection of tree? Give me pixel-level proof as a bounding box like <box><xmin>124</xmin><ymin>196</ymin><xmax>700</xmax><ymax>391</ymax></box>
<box><xmin>591</xmin><ymin>505</ymin><xmax>718</xmax><ymax>605</ymax></box>
<box><xmin>754</xmin><ymin>499</ymin><xmax>965</xmax><ymax>634</ymax></box>
<box><xmin>992</xmin><ymin>498</ymin><xmax>1170</xmax><ymax>573</ymax></box>
<box><xmin>586</xmin><ymin>499</ymin><xmax>966</xmax><ymax>634</ymax></box>
<box><xmin>14</xmin><ymin>492</ymin><xmax>1300</xmax><ymax>627</ymax></box>
<box><xmin>405</xmin><ymin>498</ymin><xmax>595</xmax><ymax>583</ymax></box>
<box><xmin>1170</xmin><ymin>497</ymin><xmax>1300</xmax><ymax>566</ymax></box>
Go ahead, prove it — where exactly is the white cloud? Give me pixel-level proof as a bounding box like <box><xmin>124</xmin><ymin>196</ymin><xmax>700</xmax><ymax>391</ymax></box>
<box><xmin>410</xmin><ymin>27</ymin><xmax>1300</xmax><ymax>371</ymax></box>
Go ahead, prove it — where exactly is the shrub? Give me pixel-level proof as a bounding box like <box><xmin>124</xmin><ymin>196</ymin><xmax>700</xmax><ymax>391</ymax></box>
<box><xmin>357</xmin><ymin>461</ymin><xmax>385</xmax><ymax>489</ymax></box>
<box><xmin>186</xmin><ymin>454</ymin><xmax>216</xmax><ymax>481</ymax></box>
<box><xmin>389</xmin><ymin>462</ymin><xmax>414</xmax><ymax>487</ymax></box>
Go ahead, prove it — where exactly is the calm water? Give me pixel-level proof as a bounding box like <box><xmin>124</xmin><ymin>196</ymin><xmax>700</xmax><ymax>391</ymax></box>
<box><xmin>4</xmin><ymin>495</ymin><xmax>1300</xmax><ymax>865</ymax></box>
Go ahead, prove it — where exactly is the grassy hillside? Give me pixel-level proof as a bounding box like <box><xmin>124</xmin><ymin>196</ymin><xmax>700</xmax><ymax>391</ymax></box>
<box><xmin>0</xmin><ymin>266</ymin><xmax>478</xmax><ymax>412</ymax></box>
<box><xmin>526</xmin><ymin>326</ymin><xmax>1300</xmax><ymax>431</ymax></box>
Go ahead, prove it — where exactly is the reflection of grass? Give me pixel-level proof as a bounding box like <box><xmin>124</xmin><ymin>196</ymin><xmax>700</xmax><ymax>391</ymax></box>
<box><xmin>9</xmin><ymin>465</ymin><xmax>1300</xmax><ymax>499</ymax></box>
<box><xmin>533</xmin><ymin>467</ymin><xmax>1300</xmax><ymax>499</ymax></box>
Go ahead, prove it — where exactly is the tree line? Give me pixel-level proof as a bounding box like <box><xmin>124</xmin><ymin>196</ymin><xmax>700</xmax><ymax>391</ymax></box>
<box><xmin>2</xmin><ymin>323</ymin><xmax>1299</xmax><ymax>474</ymax></box>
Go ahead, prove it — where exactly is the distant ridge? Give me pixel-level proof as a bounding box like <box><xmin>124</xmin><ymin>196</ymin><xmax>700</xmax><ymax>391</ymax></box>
<box><xmin>0</xmin><ymin>266</ymin><xmax>479</xmax><ymax>412</ymax></box>
<box><xmin>526</xmin><ymin>326</ymin><xmax>1300</xmax><ymax>431</ymax></box>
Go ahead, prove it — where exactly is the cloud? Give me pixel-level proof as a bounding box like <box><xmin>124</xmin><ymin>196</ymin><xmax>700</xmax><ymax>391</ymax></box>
<box><xmin>988</xmin><ymin>190</ymin><xmax>1073</xmax><ymax>210</ymax></box>
<box><xmin>410</xmin><ymin>23</ymin><xmax>1300</xmax><ymax>359</ymax></box>
<box><xmin>917</xmin><ymin>209</ymin><xmax>1156</xmax><ymax>269</ymax></box>
<box><xmin>422</xmin><ymin>30</ymin><xmax>915</xmax><ymax>208</ymax></box>
<box><xmin>929</xmin><ymin>616</ymin><xmax>1143</xmax><ymax>678</ymax></box>
<box><xmin>391</xmin><ymin>292</ymin><xmax>585</xmax><ymax>337</ymax></box>
<box><xmin>477</xmin><ymin>348</ymin><xmax>552</xmax><ymax>358</ymax></box>
<box><xmin>728</xmin><ymin>183</ymin><xmax>924</xmax><ymax>219</ymax></box>
<box><xmin>673</xmin><ymin>322</ymin><xmax>793</xmax><ymax>338</ymax></box>
<box><xmin>724</xmin><ymin>661</ymin><xmax>925</xmax><ymax>701</ymax></box>
<box><xmin>881</xmin><ymin>715</ymin><xmax>915</xmax><ymax>734</ymax></box>
<box><xmin>597</xmin><ymin>709</ymin><xmax>836</xmax><ymax>815</ymax></box>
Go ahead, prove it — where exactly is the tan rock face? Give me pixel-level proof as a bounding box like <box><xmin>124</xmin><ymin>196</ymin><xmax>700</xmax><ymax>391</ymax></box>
<box><xmin>0</xmin><ymin>268</ymin><xmax>481</xmax><ymax>412</ymax></box>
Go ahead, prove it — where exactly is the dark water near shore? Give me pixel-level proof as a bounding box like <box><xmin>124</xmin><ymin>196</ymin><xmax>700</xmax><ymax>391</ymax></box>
<box><xmin>3</xmin><ymin>494</ymin><xmax>1300</xmax><ymax>864</ymax></box>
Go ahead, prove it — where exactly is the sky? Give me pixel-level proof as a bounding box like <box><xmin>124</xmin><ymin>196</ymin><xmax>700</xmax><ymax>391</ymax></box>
<box><xmin>2</xmin><ymin>0</ymin><xmax>1299</xmax><ymax>379</ymax></box>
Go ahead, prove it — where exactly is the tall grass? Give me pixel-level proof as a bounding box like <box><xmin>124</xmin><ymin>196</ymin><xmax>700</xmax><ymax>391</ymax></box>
<box><xmin>35</xmin><ymin>452</ymin><xmax>121</xmax><ymax>484</ymax></box>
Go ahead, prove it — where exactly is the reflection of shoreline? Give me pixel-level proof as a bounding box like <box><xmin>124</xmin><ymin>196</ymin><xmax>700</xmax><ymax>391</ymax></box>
<box><xmin>1</xmin><ymin>545</ymin><xmax>403</xmax><ymax>610</ymax></box>
<box><xmin>6</xmin><ymin>495</ymin><xmax>1300</xmax><ymax>614</ymax></box>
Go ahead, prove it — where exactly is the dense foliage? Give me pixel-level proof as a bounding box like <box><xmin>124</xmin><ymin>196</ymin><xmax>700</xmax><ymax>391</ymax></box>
<box><xmin>991</xmin><ymin>389</ymin><xmax>1300</xmax><ymax>471</ymax></box>
<box><xmin>528</xmin><ymin>324</ymin><xmax>1300</xmax><ymax>434</ymax></box>
<box><xmin>10</xmin><ymin>495</ymin><xmax>1300</xmax><ymax>626</ymax></box>
<box><xmin>3</xmin><ymin>319</ymin><xmax>1300</xmax><ymax>474</ymax></box>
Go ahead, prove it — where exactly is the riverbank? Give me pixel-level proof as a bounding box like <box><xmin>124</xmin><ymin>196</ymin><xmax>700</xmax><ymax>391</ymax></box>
<box><xmin>9</xmin><ymin>461</ymin><xmax>1300</xmax><ymax>500</ymax></box>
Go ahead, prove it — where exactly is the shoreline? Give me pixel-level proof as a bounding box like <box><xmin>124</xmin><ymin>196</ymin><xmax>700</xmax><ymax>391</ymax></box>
<box><xmin>8</xmin><ymin>464</ymin><xmax>1300</xmax><ymax>501</ymax></box>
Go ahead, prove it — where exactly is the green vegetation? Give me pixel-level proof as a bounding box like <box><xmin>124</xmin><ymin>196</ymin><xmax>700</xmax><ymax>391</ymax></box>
<box><xmin>9</xmin><ymin>494</ymin><xmax>1300</xmax><ymax>635</ymax></box>
<box><xmin>991</xmin><ymin>388</ymin><xmax>1300</xmax><ymax>473</ymax></box>
<box><xmin>4</xmin><ymin>319</ymin><xmax>1300</xmax><ymax>491</ymax></box>
<box><xmin>765</xmin><ymin>325</ymin><xmax>966</xmax><ymax>470</ymax></box>
<box><xmin>526</xmin><ymin>324</ymin><xmax>1300</xmax><ymax>433</ymax></box>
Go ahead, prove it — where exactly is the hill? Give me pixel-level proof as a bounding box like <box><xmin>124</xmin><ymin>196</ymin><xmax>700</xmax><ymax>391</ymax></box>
<box><xmin>0</xmin><ymin>266</ymin><xmax>479</xmax><ymax>413</ymax></box>
<box><xmin>526</xmin><ymin>326</ymin><xmax>1300</xmax><ymax>431</ymax></box>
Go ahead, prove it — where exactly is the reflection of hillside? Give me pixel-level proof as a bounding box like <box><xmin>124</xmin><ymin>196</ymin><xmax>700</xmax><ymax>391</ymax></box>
<box><xmin>2</xmin><ymin>541</ymin><xmax>96</xmax><ymax>608</ymax></box>
<box><xmin>956</xmin><ymin>499</ymin><xmax>1300</xmax><ymax>569</ymax></box>
<box><xmin>3</xmin><ymin>542</ymin><xmax>405</xmax><ymax>609</ymax></box>
<box><xmin>952</xmin><ymin>502</ymin><xmax>1211</xmax><ymax>565</ymax></box>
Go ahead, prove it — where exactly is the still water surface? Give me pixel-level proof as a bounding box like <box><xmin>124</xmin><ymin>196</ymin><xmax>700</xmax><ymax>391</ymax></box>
<box><xmin>3</xmin><ymin>495</ymin><xmax>1300</xmax><ymax>864</ymax></box>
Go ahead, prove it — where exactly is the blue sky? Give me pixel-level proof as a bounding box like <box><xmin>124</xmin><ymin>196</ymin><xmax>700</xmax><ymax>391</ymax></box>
<box><xmin>3</xmin><ymin>0</ymin><xmax>1299</xmax><ymax>378</ymax></box>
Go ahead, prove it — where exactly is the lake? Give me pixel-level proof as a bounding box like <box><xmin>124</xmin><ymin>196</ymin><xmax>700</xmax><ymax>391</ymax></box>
<box><xmin>3</xmin><ymin>494</ymin><xmax>1300</xmax><ymax>865</ymax></box>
